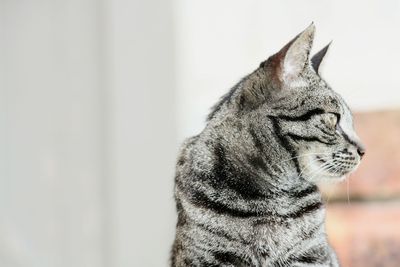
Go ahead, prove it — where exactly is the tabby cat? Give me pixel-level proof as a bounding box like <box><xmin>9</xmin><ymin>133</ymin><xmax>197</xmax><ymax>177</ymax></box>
<box><xmin>171</xmin><ymin>24</ymin><xmax>365</xmax><ymax>267</ymax></box>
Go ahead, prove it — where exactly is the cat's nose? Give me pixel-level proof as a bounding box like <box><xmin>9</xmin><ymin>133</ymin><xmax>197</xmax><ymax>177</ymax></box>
<box><xmin>356</xmin><ymin>143</ymin><xmax>366</xmax><ymax>158</ymax></box>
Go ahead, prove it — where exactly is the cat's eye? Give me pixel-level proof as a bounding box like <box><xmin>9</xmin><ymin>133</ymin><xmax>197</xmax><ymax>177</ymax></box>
<box><xmin>322</xmin><ymin>113</ymin><xmax>338</xmax><ymax>128</ymax></box>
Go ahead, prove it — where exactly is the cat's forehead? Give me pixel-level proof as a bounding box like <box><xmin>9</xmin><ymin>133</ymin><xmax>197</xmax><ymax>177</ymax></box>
<box><xmin>297</xmin><ymin>84</ymin><xmax>340</xmax><ymax>111</ymax></box>
<box><xmin>304</xmin><ymin>73</ymin><xmax>343</xmax><ymax>111</ymax></box>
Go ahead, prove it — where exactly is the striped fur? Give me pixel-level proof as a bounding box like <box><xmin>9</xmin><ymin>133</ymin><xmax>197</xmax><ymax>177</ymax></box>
<box><xmin>171</xmin><ymin>24</ymin><xmax>364</xmax><ymax>267</ymax></box>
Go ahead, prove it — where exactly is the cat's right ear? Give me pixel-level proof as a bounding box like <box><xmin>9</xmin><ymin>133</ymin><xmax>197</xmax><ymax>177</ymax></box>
<box><xmin>311</xmin><ymin>42</ymin><xmax>331</xmax><ymax>74</ymax></box>
<box><xmin>261</xmin><ymin>23</ymin><xmax>315</xmax><ymax>87</ymax></box>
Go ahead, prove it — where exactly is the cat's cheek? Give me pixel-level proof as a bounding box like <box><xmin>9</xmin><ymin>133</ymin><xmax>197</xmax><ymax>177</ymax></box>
<box><xmin>298</xmin><ymin>153</ymin><xmax>323</xmax><ymax>182</ymax></box>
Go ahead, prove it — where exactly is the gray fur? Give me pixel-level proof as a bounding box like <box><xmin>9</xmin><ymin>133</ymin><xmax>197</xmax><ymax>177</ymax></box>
<box><xmin>171</xmin><ymin>24</ymin><xmax>364</xmax><ymax>267</ymax></box>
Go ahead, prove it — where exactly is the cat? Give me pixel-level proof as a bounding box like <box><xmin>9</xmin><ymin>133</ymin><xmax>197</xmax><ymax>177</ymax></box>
<box><xmin>171</xmin><ymin>23</ymin><xmax>365</xmax><ymax>267</ymax></box>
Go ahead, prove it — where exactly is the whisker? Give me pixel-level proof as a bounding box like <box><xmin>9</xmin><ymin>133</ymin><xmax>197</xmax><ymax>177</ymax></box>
<box><xmin>306</xmin><ymin>159</ymin><xmax>336</xmax><ymax>182</ymax></box>
<box><xmin>346</xmin><ymin>178</ymin><xmax>350</xmax><ymax>205</ymax></box>
<box><xmin>310</xmin><ymin>163</ymin><xmax>335</xmax><ymax>182</ymax></box>
<box><xmin>330</xmin><ymin>161</ymin><xmax>351</xmax><ymax>204</ymax></box>
<box><xmin>300</xmin><ymin>159</ymin><xmax>330</xmax><ymax>178</ymax></box>
<box><xmin>324</xmin><ymin>183</ymin><xmax>335</xmax><ymax>206</ymax></box>
<box><xmin>271</xmin><ymin>152</ymin><xmax>332</xmax><ymax>167</ymax></box>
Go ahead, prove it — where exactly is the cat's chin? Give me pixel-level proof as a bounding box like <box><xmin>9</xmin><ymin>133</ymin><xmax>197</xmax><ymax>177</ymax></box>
<box><xmin>323</xmin><ymin>163</ymin><xmax>361</xmax><ymax>183</ymax></box>
<box><xmin>302</xmin><ymin>156</ymin><xmax>360</xmax><ymax>183</ymax></box>
<box><xmin>306</xmin><ymin>174</ymin><xmax>346</xmax><ymax>184</ymax></box>
<box><xmin>324</xmin><ymin>174</ymin><xmax>347</xmax><ymax>183</ymax></box>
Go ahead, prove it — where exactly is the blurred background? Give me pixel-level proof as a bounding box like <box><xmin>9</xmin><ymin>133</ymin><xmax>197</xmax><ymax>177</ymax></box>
<box><xmin>1</xmin><ymin>0</ymin><xmax>399</xmax><ymax>266</ymax></box>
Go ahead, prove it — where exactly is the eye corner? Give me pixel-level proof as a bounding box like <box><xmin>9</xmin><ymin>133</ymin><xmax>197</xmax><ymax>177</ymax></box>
<box><xmin>334</xmin><ymin>113</ymin><xmax>342</xmax><ymax>132</ymax></box>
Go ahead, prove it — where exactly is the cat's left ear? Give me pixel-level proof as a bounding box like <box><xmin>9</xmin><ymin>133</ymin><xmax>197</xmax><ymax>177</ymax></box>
<box><xmin>311</xmin><ymin>42</ymin><xmax>331</xmax><ymax>74</ymax></box>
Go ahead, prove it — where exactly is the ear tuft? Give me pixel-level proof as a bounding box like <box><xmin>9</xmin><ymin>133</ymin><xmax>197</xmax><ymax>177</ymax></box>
<box><xmin>311</xmin><ymin>41</ymin><xmax>332</xmax><ymax>74</ymax></box>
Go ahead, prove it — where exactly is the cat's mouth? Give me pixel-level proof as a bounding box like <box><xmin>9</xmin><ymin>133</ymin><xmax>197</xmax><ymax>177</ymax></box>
<box><xmin>313</xmin><ymin>155</ymin><xmax>360</xmax><ymax>179</ymax></box>
<box><xmin>299</xmin><ymin>150</ymin><xmax>362</xmax><ymax>182</ymax></box>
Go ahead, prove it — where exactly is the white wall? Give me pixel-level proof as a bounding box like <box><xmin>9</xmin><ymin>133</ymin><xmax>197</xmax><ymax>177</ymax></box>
<box><xmin>105</xmin><ymin>0</ymin><xmax>177</xmax><ymax>266</ymax></box>
<box><xmin>1</xmin><ymin>0</ymin><xmax>177</xmax><ymax>266</ymax></box>
<box><xmin>0</xmin><ymin>0</ymin><xmax>106</xmax><ymax>266</ymax></box>
<box><xmin>175</xmin><ymin>0</ymin><xmax>400</xmax><ymax>140</ymax></box>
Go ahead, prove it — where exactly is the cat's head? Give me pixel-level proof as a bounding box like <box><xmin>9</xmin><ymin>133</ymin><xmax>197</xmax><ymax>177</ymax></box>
<box><xmin>211</xmin><ymin>23</ymin><xmax>365</xmax><ymax>182</ymax></box>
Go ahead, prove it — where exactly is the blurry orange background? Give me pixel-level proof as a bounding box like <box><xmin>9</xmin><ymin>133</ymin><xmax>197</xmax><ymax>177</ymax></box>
<box><xmin>325</xmin><ymin>111</ymin><xmax>400</xmax><ymax>267</ymax></box>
